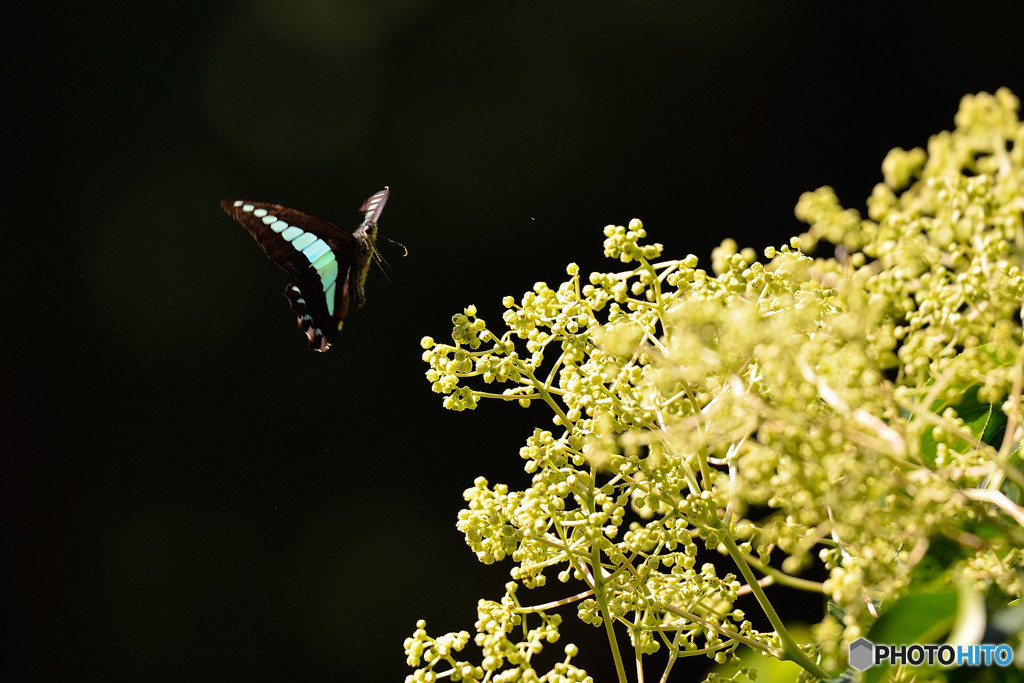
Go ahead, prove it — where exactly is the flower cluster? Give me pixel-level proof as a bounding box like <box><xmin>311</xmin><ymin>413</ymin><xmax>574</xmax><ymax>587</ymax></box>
<box><xmin>403</xmin><ymin>595</ymin><xmax>592</xmax><ymax>683</ymax></box>
<box><xmin>409</xmin><ymin>89</ymin><xmax>1024</xmax><ymax>682</ymax></box>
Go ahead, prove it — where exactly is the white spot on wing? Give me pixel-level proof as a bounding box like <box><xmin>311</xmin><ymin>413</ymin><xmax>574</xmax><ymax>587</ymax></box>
<box><xmin>302</xmin><ymin>239</ymin><xmax>331</xmax><ymax>263</ymax></box>
<box><xmin>281</xmin><ymin>226</ymin><xmax>303</xmax><ymax>242</ymax></box>
<box><xmin>311</xmin><ymin>251</ymin><xmax>335</xmax><ymax>270</ymax></box>
<box><xmin>291</xmin><ymin>232</ymin><xmax>317</xmax><ymax>252</ymax></box>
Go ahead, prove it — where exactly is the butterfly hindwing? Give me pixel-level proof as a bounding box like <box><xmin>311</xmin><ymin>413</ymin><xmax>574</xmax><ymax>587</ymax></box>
<box><xmin>220</xmin><ymin>187</ymin><xmax>389</xmax><ymax>351</ymax></box>
<box><xmin>284</xmin><ymin>280</ymin><xmax>334</xmax><ymax>352</ymax></box>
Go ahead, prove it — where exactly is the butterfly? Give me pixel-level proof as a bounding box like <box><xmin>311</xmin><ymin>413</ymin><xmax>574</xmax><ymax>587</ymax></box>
<box><xmin>220</xmin><ymin>187</ymin><xmax>390</xmax><ymax>352</ymax></box>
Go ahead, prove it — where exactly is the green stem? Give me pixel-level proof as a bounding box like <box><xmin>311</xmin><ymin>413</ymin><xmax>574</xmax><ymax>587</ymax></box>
<box><xmin>717</xmin><ymin>528</ymin><xmax>834</xmax><ymax>679</ymax></box>
<box><xmin>741</xmin><ymin>553</ymin><xmax>826</xmax><ymax>593</ymax></box>
<box><xmin>483</xmin><ymin>331</ymin><xmax>575</xmax><ymax>427</ymax></box>
<box><xmin>591</xmin><ymin>544</ymin><xmax>629</xmax><ymax>683</ymax></box>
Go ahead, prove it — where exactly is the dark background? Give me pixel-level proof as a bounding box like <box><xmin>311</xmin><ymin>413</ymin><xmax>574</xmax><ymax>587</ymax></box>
<box><xmin>7</xmin><ymin>1</ymin><xmax>1024</xmax><ymax>680</ymax></box>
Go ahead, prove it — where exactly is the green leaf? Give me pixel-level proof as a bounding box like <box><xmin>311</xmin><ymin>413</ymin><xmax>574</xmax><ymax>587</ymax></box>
<box><xmin>868</xmin><ymin>589</ymin><xmax>958</xmax><ymax>643</ymax></box>
<box><xmin>862</xmin><ymin>589</ymin><xmax>959</xmax><ymax>683</ymax></box>
<box><xmin>916</xmin><ymin>343</ymin><xmax>1015</xmax><ymax>466</ymax></box>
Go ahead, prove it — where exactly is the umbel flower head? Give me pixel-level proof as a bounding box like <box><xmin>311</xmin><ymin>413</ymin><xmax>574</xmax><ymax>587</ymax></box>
<box><xmin>409</xmin><ymin>89</ymin><xmax>1024</xmax><ymax>683</ymax></box>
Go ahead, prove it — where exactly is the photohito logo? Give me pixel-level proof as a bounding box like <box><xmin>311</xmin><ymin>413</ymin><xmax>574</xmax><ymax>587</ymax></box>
<box><xmin>849</xmin><ymin>638</ymin><xmax>1014</xmax><ymax>670</ymax></box>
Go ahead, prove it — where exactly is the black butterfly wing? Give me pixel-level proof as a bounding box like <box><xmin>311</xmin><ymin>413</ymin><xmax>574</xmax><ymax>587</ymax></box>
<box><xmin>220</xmin><ymin>200</ymin><xmax>357</xmax><ymax>351</ymax></box>
<box><xmin>283</xmin><ymin>279</ymin><xmax>335</xmax><ymax>352</ymax></box>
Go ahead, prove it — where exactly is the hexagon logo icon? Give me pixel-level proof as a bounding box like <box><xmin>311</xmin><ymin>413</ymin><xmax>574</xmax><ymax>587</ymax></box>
<box><xmin>849</xmin><ymin>638</ymin><xmax>875</xmax><ymax>671</ymax></box>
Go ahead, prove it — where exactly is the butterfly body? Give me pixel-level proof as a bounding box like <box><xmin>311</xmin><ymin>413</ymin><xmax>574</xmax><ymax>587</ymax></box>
<box><xmin>220</xmin><ymin>187</ymin><xmax>389</xmax><ymax>352</ymax></box>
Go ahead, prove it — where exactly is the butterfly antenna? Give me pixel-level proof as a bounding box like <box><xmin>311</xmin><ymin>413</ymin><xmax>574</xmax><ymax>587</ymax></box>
<box><xmin>384</xmin><ymin>236</ymin><xmax>409</xmax><ymax>257</ymax></box>
<box><xmin>374</xmin><ymin>248</ymin><xmax>390</xmax><ymax>269</ymax></box>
